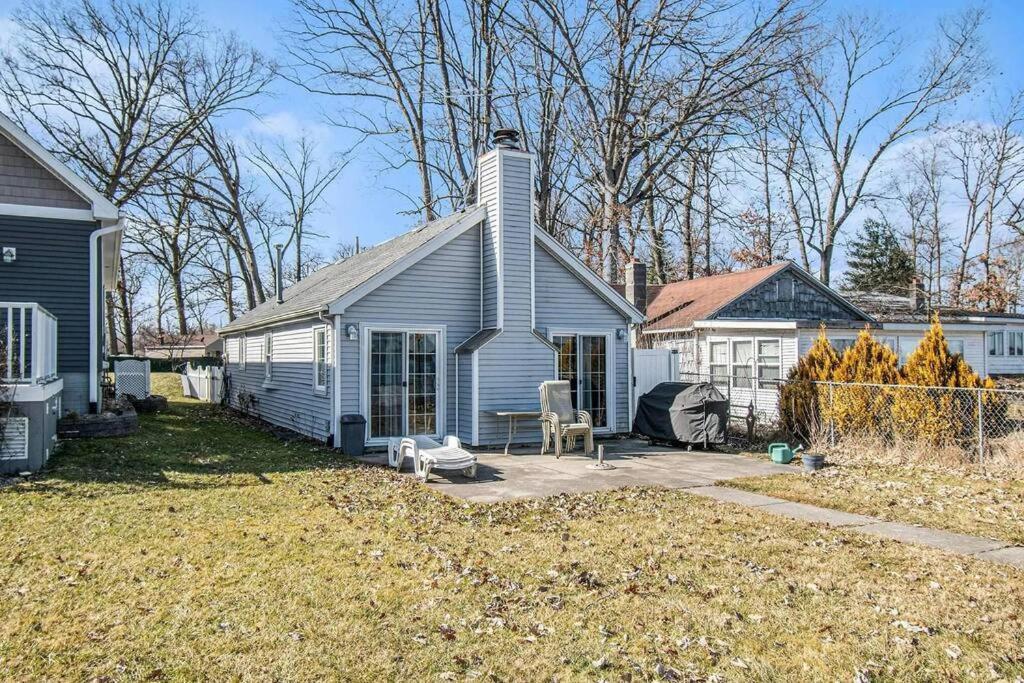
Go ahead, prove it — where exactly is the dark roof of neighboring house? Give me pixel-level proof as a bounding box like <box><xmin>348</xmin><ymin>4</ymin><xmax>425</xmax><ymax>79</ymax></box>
<box><xmin>632</xmin><ymin>262</ymin><xmax>791</xmax><ymax>331</ymax></box>
<box><xmin>841</xmin><ymin>290</ymin><xmax>1024</xmax><ymax>323</ymax></box>
<box><xmin>220</xmin><ymin>206</ymin><xmax>485</xmax><ymax>333</ymax></box>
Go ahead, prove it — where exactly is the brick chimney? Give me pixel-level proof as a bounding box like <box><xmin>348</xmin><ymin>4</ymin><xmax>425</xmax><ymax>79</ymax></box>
<box><xmin>910</xmin><ymin>276</ymin><xmax>925</xmax><ymax>313</ymax></box>
<box><xmin>625</xmin><ymin>260</ymin><xmax>647</xmax><ymax>314</ymax></box>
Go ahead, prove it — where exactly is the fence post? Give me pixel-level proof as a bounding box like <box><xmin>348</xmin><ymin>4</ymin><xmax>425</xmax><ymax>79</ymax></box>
<box><xmin>828</xmin><ymin>382</ymin><xmax>835</xmax><ymax>448</ymax></box>
<box><xmin>976</xmin><ymin>387</ymin><xmax>984</xmax><ymax>465</ymax></box>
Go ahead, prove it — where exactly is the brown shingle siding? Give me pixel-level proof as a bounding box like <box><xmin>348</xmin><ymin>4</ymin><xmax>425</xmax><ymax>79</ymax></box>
<box><xmin>0</xmin><ymin>133</ymin><xmax>91</xmax><ymax>210</ymax></box>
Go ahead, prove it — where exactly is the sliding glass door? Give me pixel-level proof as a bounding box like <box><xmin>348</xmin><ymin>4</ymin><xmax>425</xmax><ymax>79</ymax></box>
<box><xmin>368</xmin><ymin>330</ymin><xmax>440</xmax><ymax>440</ymax></box>
<box><xmin>552</xmin><ymin>333</ymin><xmax>609</xmax><ymax>429</ymax></box>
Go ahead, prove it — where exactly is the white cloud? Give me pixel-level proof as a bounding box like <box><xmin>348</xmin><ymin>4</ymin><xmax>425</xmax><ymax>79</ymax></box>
<box><xmin>244</xmin><ymin>111</ymin><xmax>334</xmax><ymax>146</ymax></box>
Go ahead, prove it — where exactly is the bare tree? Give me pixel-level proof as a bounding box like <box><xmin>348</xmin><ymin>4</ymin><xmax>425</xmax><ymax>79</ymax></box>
<box><xmin>946</xmin><ymin>91</ymin><xmax>1024</xmax><ymax>306</ymax></box>
<box><xmin>787</xmin><ymin>9</ymin><xmax>987</xmax><ymax>284</ymax></box>
<box><xmin>517</xmin><ymin>0</ymin><xmax>807</xmax><ymax>282</ymax></box>
<box><xmin>248</xmin><ymin>133</ymin><xmax>347</xmax><ymax>281</ymax></box>
<box><xmin>0</xmin><ymin>0</ymin><xmax>273</xmax><ymax>350</ymax></box>
<box><xmin>129</xmin><ymin>155</ymin><xmax>212</xmax><ymax>334</ymax></box>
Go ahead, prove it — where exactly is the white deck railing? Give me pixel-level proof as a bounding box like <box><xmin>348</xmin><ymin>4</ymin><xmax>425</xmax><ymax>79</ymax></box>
<box><xmin>1</xmin><ymin>302</ymin><xmax>58</xmax><ymax>384</ymax></box>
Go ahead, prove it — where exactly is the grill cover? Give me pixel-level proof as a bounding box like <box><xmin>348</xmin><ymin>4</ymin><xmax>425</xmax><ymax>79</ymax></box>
<box><xmin>632</xmin><ymin>382</ymin><xmax>728</xmax><ymax>446</ymax></box>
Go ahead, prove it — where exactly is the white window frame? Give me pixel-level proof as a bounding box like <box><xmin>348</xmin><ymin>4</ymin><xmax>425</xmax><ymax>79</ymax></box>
<box><xmin>831</xmin><ymin>337</ymin><xmax>856</xmax><ymax>356</ymax></box>
<box><xmin>1009</xmin><ymin>331</ymin><xmax>1024</xmax><ymax>357</ymax></box>
<box><xmin>948</xmin><ymin>337</ymin><xmax>966</xmax><ymax>357</ymax></box>
<box><xmin>313</xmin><ymin>325</ymin><xmax>329</xmax><ymax>395</ymax></box>
<box><xmin>730</xmin><ymin>339</ymin><xmax>754</xmax><ymax>389</ymax></box>
<box><xmin>708</xmin><ymin>340</ymin><xmax>729</xmax><ymax>389</ymax></box>
<box><xmin>988</xmin><ymin>330</ymin><xmax>1005</xmax><ymax>356</ymax></box>
<box><xmin>705</xmin><ymin>336</ymin><xmax>783</xmax><ymax>391</ymax></box>
<box><xmin>548</xmin><ymin>329</ymin><xmax>617</xmax><ymax>433</ymax></box>
<box><xmin>263</xmin><ymin>332</ymin><xmax>274</xmax><ymax>383</ymax></box>
<box><xmin>359</xmin><ymin>323</ymin><xmax>447</xmax><ymax>446</ymax></box>
<box><xmin>756</xmin><ymin>338</ymin><xmax>782</xmax><ymax>389</ymax></box>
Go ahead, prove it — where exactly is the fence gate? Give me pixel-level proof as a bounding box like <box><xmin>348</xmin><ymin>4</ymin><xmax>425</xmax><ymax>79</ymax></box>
<box><xmin>181</xmin><ymin>364</ymin><xmax>223</xmax><ymax>403</ymax></box>
<box><xmin>632</xmin><ymin>348</ymin><xmax>679</xmax><ymax>410</ymax></box>
<box><xmin>114</xmin><ymin>359</ymin><xmax>151</xmax><ymax>399</ymax></box>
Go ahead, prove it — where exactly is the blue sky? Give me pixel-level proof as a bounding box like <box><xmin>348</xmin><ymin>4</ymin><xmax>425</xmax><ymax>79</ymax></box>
<box><xmin>1</xmin><ymin>0</ymin><xmax>1022</xmax><ymax>264</ymax></box>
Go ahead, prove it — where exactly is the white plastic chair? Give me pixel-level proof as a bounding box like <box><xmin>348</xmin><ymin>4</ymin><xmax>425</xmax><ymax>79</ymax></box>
<box><xmin>539</xmin><ymin>380</ymin><xmax>594</xmax><ymax>457</ymax></box>
<box><xmin>388</xmin><ymin>435</ymin><xmax>477</xmax><ymax>482</ymax></box>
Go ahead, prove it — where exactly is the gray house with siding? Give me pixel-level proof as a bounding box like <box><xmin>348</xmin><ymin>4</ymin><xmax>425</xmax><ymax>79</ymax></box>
<box><xmin>219</xmin><ymin>131</ymin><xmax>643</xmax><ymax>450</ymax></box>
<box><xmin>0</xmin><ymin>113</ymin><xmax>122</xmax><ymax>472</ymax></box>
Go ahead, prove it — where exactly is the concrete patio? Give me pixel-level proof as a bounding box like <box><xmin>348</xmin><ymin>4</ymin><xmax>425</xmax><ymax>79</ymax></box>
<box><xmin>410</xmin><ymin>438</ymin><xmax>794</xmax><ymax>502</ymax></box>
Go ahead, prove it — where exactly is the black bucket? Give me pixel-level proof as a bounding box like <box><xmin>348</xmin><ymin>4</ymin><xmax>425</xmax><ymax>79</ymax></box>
<box><xmin>802</xmin><ymin>453</ymin><xmax>825</xmax><ymax>472</ymax></box>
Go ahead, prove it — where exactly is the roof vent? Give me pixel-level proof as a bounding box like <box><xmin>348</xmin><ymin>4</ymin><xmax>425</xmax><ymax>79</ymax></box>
<box><xmin>493</xmin><ymin>128</ymin><xmax>520</xmax><ymax>150</ymax></box>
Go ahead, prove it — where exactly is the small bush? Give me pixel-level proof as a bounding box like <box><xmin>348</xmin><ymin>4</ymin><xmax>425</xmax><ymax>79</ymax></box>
<box><xmin>778</xmin><ymin>326</ymin><xmax>839</xmax><ymax>442</ymax></box>
<box><xmin>830</xmin><ymin>328</ymin><xmax>900</xmax><ymax>435</ymax></box>
<box><xmin>889</xmin><ymin>316</ymin><xmax>1001</xmax><ymax>447</ymax></box>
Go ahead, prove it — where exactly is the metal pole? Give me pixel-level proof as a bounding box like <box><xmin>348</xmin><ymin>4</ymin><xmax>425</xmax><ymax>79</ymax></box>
<box><xmin>976</xmin><ymin>387</ymin><xmax>984</xmax><ymax>465</ymax></box>
<box><xmin>828</xmin><ymin>383</ymin><xmax>835</xmax><ymax>448</ymax></box>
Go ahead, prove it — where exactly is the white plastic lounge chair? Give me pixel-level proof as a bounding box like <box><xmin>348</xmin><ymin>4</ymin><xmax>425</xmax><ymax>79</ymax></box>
<box><xmin>539</xmin><ymin>380</ymin><xmax>595</xmax><ymax>458</ymax></box>
<box><xmin>388</xmin><ymin>435</ymin><xmax>477</xmax><ymax>482</ymax></box>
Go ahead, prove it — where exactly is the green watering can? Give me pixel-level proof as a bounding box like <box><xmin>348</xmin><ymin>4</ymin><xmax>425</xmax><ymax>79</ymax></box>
<box><xmin>768</xmin><ymin>442</ymin><xmax>803</xmax><ymax>464</ymax></box>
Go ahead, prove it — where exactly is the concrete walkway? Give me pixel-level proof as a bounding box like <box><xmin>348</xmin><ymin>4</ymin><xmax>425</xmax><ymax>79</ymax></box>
<box><xmin>687</xmin><ymin>485</ymin><xmax>1024</xmax><ymax>570</ymax></box>
<box><xmin>411</xmin><ymin>438</ymin><xmax>1024</xmax><ymax>571</ymax></box>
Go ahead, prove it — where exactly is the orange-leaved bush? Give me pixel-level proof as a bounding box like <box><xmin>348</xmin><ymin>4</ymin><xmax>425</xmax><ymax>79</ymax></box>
<box><xmin>778</xmin><ymin>326</ymin><xmax>839</xmax><ymax>441</ymax></box>
<box><xmin>829</xmin><ymin>328</ymin><xmax>900</xmax><ymax>434</ymax></box>
<box><xmin>892</xmin><ymin>315</ymin><xmax>1000</xmax><ymax>445</ymax></box>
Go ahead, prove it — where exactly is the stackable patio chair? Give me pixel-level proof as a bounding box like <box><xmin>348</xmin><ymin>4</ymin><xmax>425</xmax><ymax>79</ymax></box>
<box><xmin>388</xmin><ymin>435</ymin><xmax>477</xmax><ymax>482</ymax></box>
<box><xmin>539</xmin><ymin>380</ymin><xmax>595</xmax><ymax>458</ymax></box>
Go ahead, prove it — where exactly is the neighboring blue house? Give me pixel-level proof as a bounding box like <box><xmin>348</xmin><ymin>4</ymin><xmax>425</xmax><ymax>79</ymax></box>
<box><xmin>220</xmin><ymin>130</ymin><xmax>644</xmax><ymax>450</ymax></box>
<box><xmin>0</xmin><ymin>113</ymin><xmax>122</xmax><ymax>472</ymax></box>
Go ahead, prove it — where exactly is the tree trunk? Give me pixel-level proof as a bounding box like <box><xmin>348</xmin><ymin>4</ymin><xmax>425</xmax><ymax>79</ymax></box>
<box><xmin>105</xmin><ymin>293</ymin><xmax>118</xmax><ymax>355</ymax></box>
<box><xmin>602</xmin><ymin>185</ymin><xmax>620</xmax><ymax>283</ymax></box>
<box><xmin>682</xmin><ymin>157</ymin><xmax>697</xmax><ymax>279</ymax></box>
<box><xmin>117</xmin><ymin>256</ymin><xmax>134</xmax><ymax>354</ymax></box>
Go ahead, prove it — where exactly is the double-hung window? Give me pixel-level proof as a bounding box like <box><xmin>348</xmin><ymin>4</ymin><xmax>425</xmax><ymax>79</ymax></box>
<box><xmin>948</xmin><ymin>338</ymin><xmax>965</xmax><ymax>357</ymax></box>
<box><xmin>731</xmin><ymin>340</ymin><xmax>754</xmax><ymax>388</ymax></box>
<box><xmin>264</xmin><ymin>332</ymin><xmax>274</xmax><ymax>381</ymax></box>
<box><xmin>756</xmin><ymin>340</ymin><xmax>781</xmax><ymax>389</ymax></box>
<box><xmin>1009</xmin><ymin>331</ymin><xmax>1024</xmax><ymax>357</ymax></box>
<box><xmin>988</xmin><ymin>331</ymin><xmax>1005</xmax><ymax>356</ymax></box>
<box><xmin>314</xmin><ymin>326</ymin><xmax>329</xmax><ymax>393</ymax></box>
<box><xmin>708</xmin><ymin>341</ymin><xmax>729</xmax><ymax>388</ymax></box>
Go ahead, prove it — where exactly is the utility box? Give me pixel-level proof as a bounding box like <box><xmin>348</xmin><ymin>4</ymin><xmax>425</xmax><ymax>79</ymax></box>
<box><xmin>339</xmin><ymin>414</ymin><xmax>366</xmax><ymax>457</ymax></box>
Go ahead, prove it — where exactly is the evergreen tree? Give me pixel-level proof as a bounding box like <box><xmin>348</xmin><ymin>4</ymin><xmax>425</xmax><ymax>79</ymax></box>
<box><xmin>844</xmin><ymin>218</ymin><xmax>916</xmax><ymax>294</ymax></box>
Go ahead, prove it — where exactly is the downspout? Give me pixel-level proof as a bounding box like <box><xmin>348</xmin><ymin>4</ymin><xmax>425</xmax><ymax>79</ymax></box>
<box><xmin>89</xmin><ymin>219</ymin><xmax>123</xmax><ymax>413</ymax></box>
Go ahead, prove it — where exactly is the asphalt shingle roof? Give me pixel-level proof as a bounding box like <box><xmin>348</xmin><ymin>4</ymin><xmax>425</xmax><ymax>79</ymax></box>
<box><xmin>220</xmin><ymin>206</ymin><xmax>485</xmax><ymax>333</ymax></box>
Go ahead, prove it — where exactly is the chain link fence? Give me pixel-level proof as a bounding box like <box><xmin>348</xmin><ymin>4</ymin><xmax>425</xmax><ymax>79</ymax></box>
<box><xmin>678</xmin><ymin>371</ymin><xmax>1024</xmax><ymax>463</ymax></box>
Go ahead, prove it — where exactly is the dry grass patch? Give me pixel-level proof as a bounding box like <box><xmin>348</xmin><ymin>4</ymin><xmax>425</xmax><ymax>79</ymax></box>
<box><xmin>729</xmin><ymin>458</ymin><xmax>1024</xmax><ymax>546</ymax></box>
<box><xmin>1</xmin><ymin>376</ymin><xmax>1023</xmax><ymax>680</ymax></box>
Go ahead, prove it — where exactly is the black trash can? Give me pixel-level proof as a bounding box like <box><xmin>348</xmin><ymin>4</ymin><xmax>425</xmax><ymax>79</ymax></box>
<box><xmin>339</xmin><ymin>414</ymin><xmax>366</xmax><ymax>456</ymax></box>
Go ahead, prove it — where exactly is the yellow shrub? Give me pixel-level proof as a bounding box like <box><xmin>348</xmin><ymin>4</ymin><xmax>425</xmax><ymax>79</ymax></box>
<box><xmin>778</xmin><ymin>326</ymin><xmax>839</xmax><ymax>441</ymax></box>
<box><xmin>891</xmin><ymin>316</ymin><xmax>999</xmax><ymax>445</ymax></box>
<box><xmin>829</xmin><ymin>328</ymin><xmax>900</xmax><ymax>435</ymax></box>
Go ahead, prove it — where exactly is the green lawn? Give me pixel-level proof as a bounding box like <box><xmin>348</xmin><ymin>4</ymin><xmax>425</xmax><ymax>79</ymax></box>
<box><xmin>1</xmin><ymin>374</ymin><xmax>1022</xmax><ymax>681</ymax></box>
<box><xmin>728</xmin><ymin>460</ymin><xmax>1024</xmax><ymax>546</ymax></box>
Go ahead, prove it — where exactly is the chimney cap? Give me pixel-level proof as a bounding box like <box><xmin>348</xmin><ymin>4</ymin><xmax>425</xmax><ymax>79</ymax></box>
<box><xmin>493</xmin><ymin>128</ymin><xmax>520</xmax><ymax>149</ymax></box>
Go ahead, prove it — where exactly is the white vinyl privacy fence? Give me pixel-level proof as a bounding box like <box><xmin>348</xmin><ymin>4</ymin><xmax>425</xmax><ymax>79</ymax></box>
<box><xmin>181</xmin><ymin>364</ymin><xmax>223</xmax><ymax>403</ymax></box>
<box><xmin>114</xmin><ymin>359</ymin><xmax>150</xmax><ymax>399</ymax></box>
